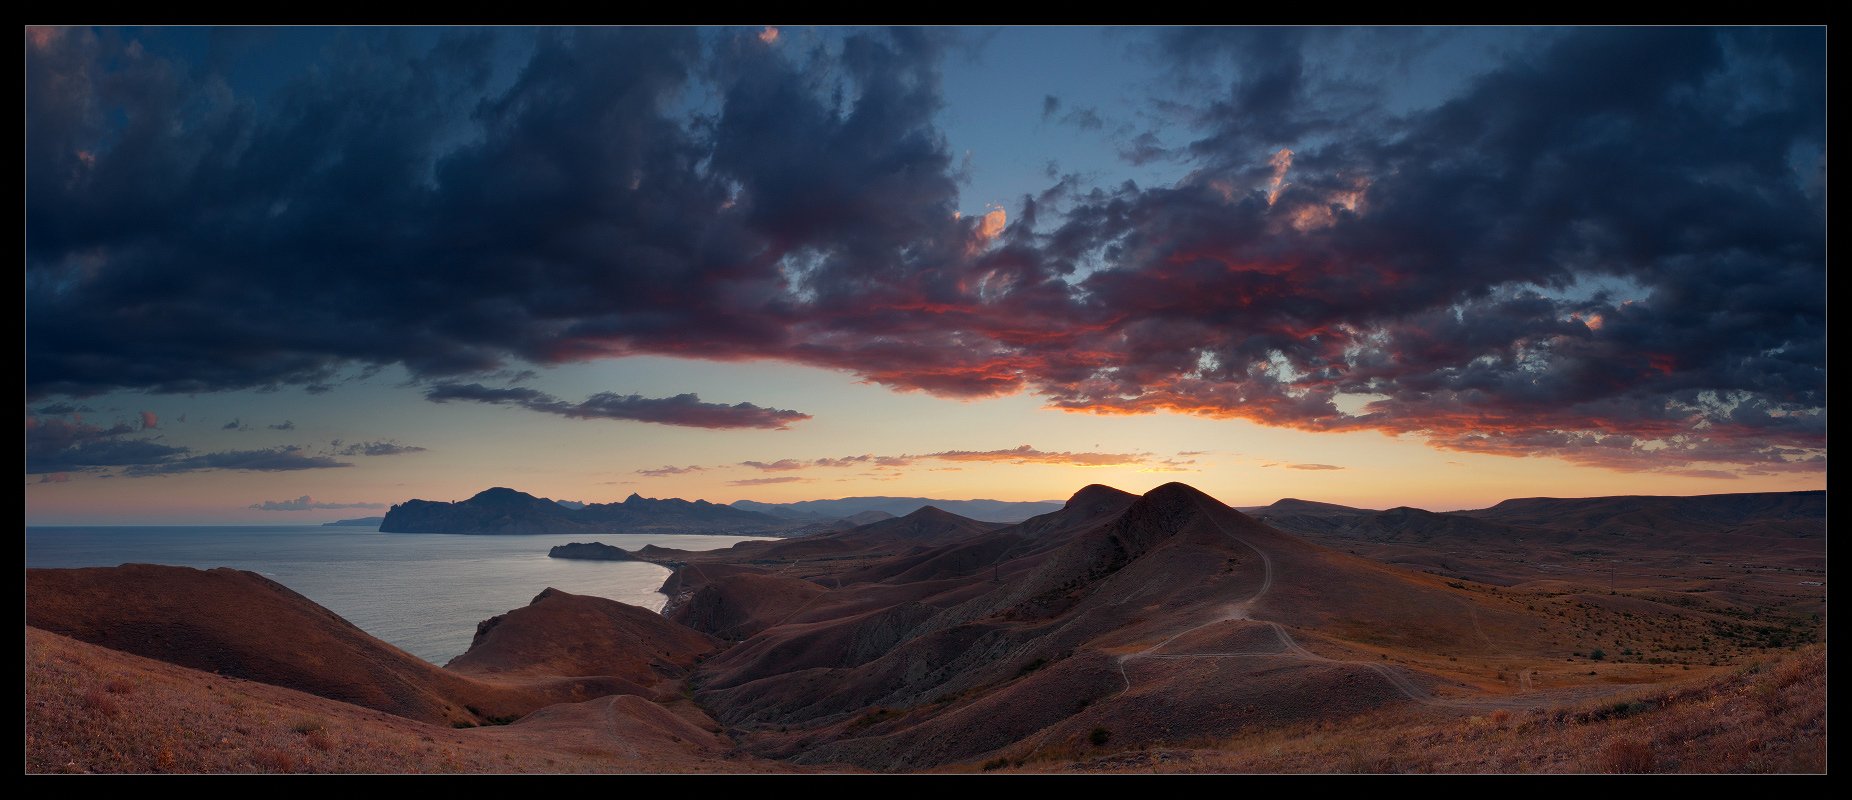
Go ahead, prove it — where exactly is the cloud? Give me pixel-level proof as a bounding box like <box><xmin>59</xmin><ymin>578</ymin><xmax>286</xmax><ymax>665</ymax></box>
<box><xmin>125</xmin><ymin>446</ymin><xmax>352</xmax><ymax>476</ymax></box>
<box><xmin>425</xmin><ymin>382</ymin><xmax>809</xmax><ymax>430</ymax></box>
<box><xmin>740</xmin><ymin>459</ymin><xmax>808</xmax><ymax>472</ymax></box>
<box><xmin>23</xmin><ymin>27</ymin><xmax>1823</xmax><ymax>475</ymax></box>
<box><xmin>27</xmin><ymin>415</ymin><xmax>186</xmax><ymax>473</ymax></box>
<box><xmin>918</xmin><ymin>444</ymin><xmax>1150</xmax><ymax>467</ymax></box>
<box><xmin>28</xmin><ymin>411</ymin><xmax>357</xmax><ymax>477</ymax></box>
<box><xmin>34</xmin><ymin>402</ymin><xmax>93</xmax><ymax>415</ymax></box>
<box><xmin>727</xmin><ymin>445</ymin><xmax>1155</xmax><ymax>475</ymax></box>
<box><xmin>139</xmin><ymin>411</ymin><xmax>158</xmax><ymax>429</ymax></box>
<box><xmin>727</xmin><ymin>476</ymin><xmax>811</xmax><ymax>486</ymax></box>
<box><xmin>334</xmin><ymin>440</ymin><xmax>427</xmax><ymax>457</ymax></box>
<box><xmin>267</xmin><ymin>420</ymin><xmax>295</xmax><ymax>430</ymax></box>
<box><xmin>1285</xmin><ymin>463</ymin><xmax>1344</xmax><ymax>471</ymax></box>
<box><xmin>638</xmin><ymin>464</ymin><xmax>706</xmax><ymax>477</ymax></box>
<box><xmin>37</xmin><ymin>472</ymin><xmax>72</xmax><ymax>483</ymax></box>
<box><xmin>223</xmin><ymin>419</ymin><xmax>244</xmax><ymax>430</ymax></box>
<box><xmin>249</xmin><ymin>495</ymin><xmax>387</xmax><ymax>511</ymax></box>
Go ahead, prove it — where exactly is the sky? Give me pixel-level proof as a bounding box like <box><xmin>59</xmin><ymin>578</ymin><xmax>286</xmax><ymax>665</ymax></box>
<box><xmin>25</xmin><ymin>26</ymin><xmax>1826</xmax><ymax>524</ymax></box>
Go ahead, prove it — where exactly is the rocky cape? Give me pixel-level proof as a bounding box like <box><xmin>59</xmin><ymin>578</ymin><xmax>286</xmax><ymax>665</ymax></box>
<box><xmin>547</xmin><ymin>542</ymin><xmax>640</xmax><ymax>561</ymax></box>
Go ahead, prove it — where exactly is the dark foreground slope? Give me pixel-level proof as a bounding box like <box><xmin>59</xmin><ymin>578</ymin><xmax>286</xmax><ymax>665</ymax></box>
<box><xmin>25</xmin><ymin>628</ymin><xmax>804</xmax><ymax>774</ymax></box>
<box><xmin>26</xmin><ymin>566</ymin><xmax>714</xmax><ymax>727</ymax></box>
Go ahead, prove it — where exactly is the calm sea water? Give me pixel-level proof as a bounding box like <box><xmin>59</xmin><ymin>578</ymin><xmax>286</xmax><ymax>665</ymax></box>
<box><xmin>24</xmin><ymin>526</ymin><xmax>769</xmax><ymax>666</ymax></box>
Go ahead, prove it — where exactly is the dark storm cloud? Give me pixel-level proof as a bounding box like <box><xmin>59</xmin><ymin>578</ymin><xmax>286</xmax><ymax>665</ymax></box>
<box><xmin>424</xmin><ymin>382</ymin><xmax>810</xmax><ymax>430</ymax></box>
<box><xmin>268</xmin><ymin>420</ymin><xmax>294</xmax><ymax>430</ymax></box>
<box><xmin>26</xmin><ymin>26</ymin><xmax>1824</xmax><ymax>475</ymax></box>
<box><xmin>250</xmin><ymin>495</ymin><xmax>386</xmax><ymax>511</ymax></box>
<box><xmin>223</xmin><ymin>419</ymin><xmax>244</xmax><ymax>430</ymax></box>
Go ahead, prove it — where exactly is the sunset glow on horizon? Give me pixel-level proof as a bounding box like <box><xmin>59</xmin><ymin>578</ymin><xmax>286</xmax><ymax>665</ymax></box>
<box><xmin>26</xmin><ymin>26</ymin><xmax>1825</xmax><ymax>524</ymax></box>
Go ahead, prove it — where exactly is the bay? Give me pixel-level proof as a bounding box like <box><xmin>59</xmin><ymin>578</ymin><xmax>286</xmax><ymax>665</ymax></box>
<box><xmin>24</xmin><ymin>526</ymin><xmax>768</xmax><ymax>665</ymax></box>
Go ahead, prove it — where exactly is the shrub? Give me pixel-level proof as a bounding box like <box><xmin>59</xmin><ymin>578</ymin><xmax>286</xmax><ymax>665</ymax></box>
<box><xmin>80</xmin><ymin>688</ymin><xmax>121</xmax><ymax>717</ymax></box>
<box><xmin>290</xmin><ymin>717</ymin><xmax>326</xmax><ymax>734</ymax></box>
<box><xmin>251</xmin><ymin>747</ymin><xmax>297</xmax><ymax>773</ymax></box>
<box><xmin>1598</xmin><ymin>739</ymin><xmax>1655</xmax><ymax>773</ymax></box>
<box><xmin>1089</xmin><ymin>727</ymin><xmax>1111</xmax><ymax>746</ymax></box>
<box><xmin>981</xmin><ymin>757</ymin><xmax>1010</xmax><ymax>771</ymax></box>
<box><xmin>1590</xmin><ymin>649</ymin><xmax>1607</xmax><ymax>661</ymax></box>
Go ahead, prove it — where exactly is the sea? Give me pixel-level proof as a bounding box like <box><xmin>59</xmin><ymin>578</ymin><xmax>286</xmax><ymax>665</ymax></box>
<box><xmin>24</xmin><ymin>526</ymin><xmax>771</xmax><ymax>666</ymax></box>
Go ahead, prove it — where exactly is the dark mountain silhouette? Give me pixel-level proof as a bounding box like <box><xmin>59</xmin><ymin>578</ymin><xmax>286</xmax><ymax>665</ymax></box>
<box><xmin>381</xmin><ymin>487</ymin><xmax>796</xmax><ymax>535</ymax></box>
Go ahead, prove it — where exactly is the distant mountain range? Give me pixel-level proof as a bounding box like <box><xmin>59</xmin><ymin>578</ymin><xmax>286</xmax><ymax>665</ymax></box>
<box><xmin>731</xmin><ymin>496</ymin><xmax>1064</xmax><ymax>523</ymax></box>
<box><xmin>381</xmin><ymin>488</ymin><xmax>799</xmax><ymax>535</ymax></box>
<box><xmin>378</xmin><ymin>488</ymin><xmax>1066</xmax><ymax>534</ymax></box>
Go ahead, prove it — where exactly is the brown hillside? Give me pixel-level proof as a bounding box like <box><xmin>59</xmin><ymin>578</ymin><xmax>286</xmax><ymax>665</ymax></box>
<box><xmin>24</xmin><ymin>627</ymin><xmax>808</xmax><ymax>774</ymax></box>
<box><xmin>446</xmin><ymin>587</ymin><xmax>717</xmax><ymax>690</ymax></box>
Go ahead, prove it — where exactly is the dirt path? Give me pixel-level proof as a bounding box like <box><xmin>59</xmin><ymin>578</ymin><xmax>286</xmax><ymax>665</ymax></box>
<box><xmin>1112</xmin><ymin>502</ymin><xmax>1629</xmax><ymax>712</ymax></box>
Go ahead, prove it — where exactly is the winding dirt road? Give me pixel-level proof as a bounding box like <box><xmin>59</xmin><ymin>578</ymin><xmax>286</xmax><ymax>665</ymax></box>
<box><xmin>1111</xmin><ymin>503</ymin><xmax>1628</xmax><ymax>711</ymax></box>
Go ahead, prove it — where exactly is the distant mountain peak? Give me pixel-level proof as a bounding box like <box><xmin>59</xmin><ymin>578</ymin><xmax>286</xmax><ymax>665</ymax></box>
<box><xmin>1141</xmin><ymin>481</ymin><xmax>1221</xmax><ymax>508</ymax></box>
<box><xmin>903</xmin><ymin>505</ymin><xmax>955</xmax><ymax>521</ymax></box>
<box><xmin>1067</xmin><ymin>484</ymin><xmax>1138</xmax><ymax>507</ymax></box>
<box><xmin>468</xmin><ymin>487</ymin><xmax>547</xmax><ymax>505</ymax></box>
<box><xmin>1266</xmin><ymin>497</ymin><xmax>1371</xmax><ymax>513</ymax></box>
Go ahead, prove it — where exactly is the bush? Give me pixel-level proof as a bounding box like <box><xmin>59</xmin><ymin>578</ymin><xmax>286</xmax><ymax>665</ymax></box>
<box><xmin>251</xmin><ymin>747</ymin><xmax>296</xmax><ymax>773</ymax></box>
<box><xmin>1089</xmin><ymin>727</ymin><xmax>1111</xmax><ymax>746</ymax></box>
<box><xmin>1590</xmin><ymin>649</ymin><xmax>1607</xmax><ymax>661</ymax></box>
<box><xmin>80</xmin><ymin>688</ymin><xmax>121</xmax><ymax>717</ymax></box>
<box><xmin>1598</xmin><ymin>739</ymin><xmax>1655</xmax><ymax>773</ymax></box>
<box><xmin>981</xmin><ymin>757</ymin><xmax>1010</xmax><ymax>771</ymax></box>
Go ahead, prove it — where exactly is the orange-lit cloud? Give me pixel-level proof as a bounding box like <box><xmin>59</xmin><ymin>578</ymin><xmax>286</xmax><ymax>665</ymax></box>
<box><xmin>759</xmin><ymin>27</ymin><xmax>779</xmax><ymax>44</ymax></box>
<box><xmin>924</xmin><ymin>444</ymin><xmax>1147</xmax><ymax>467</ymax></box>
<box><xmin>1266</xmin><ymin>148</ymin><xmax>1293</xmax><ymax>205</ymax></box>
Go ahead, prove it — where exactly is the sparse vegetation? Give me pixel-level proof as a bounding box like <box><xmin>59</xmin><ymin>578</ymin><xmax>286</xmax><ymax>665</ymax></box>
<box><xmin>1089</xmin><ymin>727</ymin><xmax>1111</xmax><ymax>746</ymax></box>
